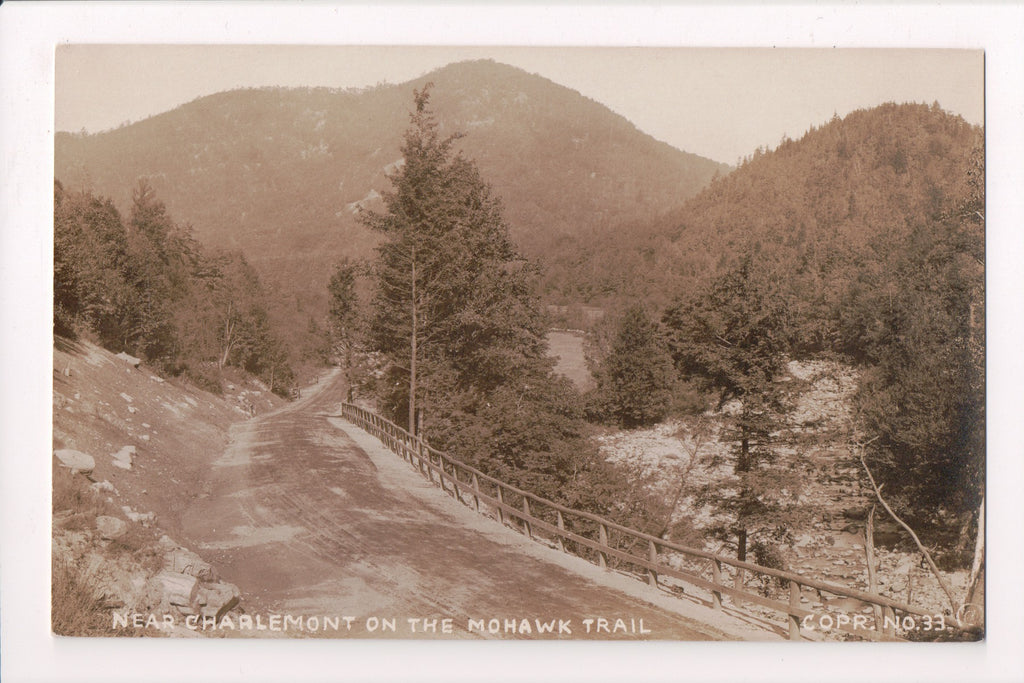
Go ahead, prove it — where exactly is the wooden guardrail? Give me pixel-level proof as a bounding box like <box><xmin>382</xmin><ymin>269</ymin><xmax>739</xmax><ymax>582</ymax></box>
<box><xmin>339</xmin><ymin>403</ymin><xmax>939</xmax><ymax>641</ymax></box>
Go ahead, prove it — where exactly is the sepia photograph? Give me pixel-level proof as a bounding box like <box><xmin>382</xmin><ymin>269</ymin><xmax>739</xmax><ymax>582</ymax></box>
<box><xmin>3</xmin><ymin>3</ymin><xmax>1023</xmax><ymax>683</ymax></box>
<box><xmin>50</xmin><ymin>44</ymin><xmax>985</xmax><ymax>645</ymax></box>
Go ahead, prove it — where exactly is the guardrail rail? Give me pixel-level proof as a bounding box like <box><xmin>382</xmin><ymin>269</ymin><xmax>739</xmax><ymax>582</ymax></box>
<box><xmin>339</xmin><ymin>402</ymin><xmax>938</xmax><ymax>641</ymax></box>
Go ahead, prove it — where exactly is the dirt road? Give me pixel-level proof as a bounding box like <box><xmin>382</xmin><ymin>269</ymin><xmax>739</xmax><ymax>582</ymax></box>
<box><xmin>178</xmin><ymin>371</ymin><xmax>730</xmax><ymax>640</ymax></box>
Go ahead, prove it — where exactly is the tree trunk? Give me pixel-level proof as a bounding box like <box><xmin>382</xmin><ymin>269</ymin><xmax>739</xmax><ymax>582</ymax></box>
<box><xmin>865</xmin><ymin>505</ymin><xmax>883</xmax><ymax>626</ymax></box>
<box><xmin>962</xmin><ymin>496</ymin><xmax>985</xmax><ymax>630</ymax></box>
<box><xmin>219</xmin><ymin>302</ymin><xmax>234</xmax><ymax>369</ymax></box>
<box><xmin>860</xmin><ymin>452</ymin><xmax>958</xmax><ymax>613</ymax></box>
<box><xmin>409</xmin><ymin>247</ymin><xmax>417</xmax><ymax>436</ymax></box>
<box><xmin>735</xmin><ymin>527</ymin><xmax>747</xmax><ymax>589</ymax></box>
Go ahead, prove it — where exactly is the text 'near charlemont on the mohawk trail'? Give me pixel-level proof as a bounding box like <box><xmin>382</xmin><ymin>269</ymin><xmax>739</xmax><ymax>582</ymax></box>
<box><xmin>52</xmin><ymin>46</ymin><xmax>985</xmax><ymax>642</ymax></box>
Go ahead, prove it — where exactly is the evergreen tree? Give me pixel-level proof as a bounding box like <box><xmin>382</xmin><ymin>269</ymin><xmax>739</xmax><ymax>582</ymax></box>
<box><xmin>854</xmin><ymin>150</ymin><xmax>985</xmax><ymax>547</ymax></box>
<box><xmin>592</xmin><ymin>306</ymin><xmax>676</xmax><ymax>427</ymax></box>
<box><xmin>663</xmin><ymin>251</ymin><xmax>804</xmax><ymax>563</ymax></box>
<box><xmin>53</xmin><ymin>182</ymin><xmax>133</xmax><ymax>343</ymax></box>
<box><xmin>327</xmin><ymin>259</ymin><xmax>363</xmax><ymax>399</ymax></box>
<box><xmin>358</xmin><ymin>87</ymin><xmax>622</xmax><ymax>513</ymax></box>
<box><xmin>361</xmin><ymin>85</ymin><xmax>547</xmax><ymax>434</ymax></box>
<box><xmin>54</xmin><ymin>178</ymin><xmax>297</xmax><ymax>396</ymax></box>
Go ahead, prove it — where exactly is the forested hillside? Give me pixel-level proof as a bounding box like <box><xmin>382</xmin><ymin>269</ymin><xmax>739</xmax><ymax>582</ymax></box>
<box><xmin>553</xmin><ymin>103</ymin><xmax>980</xmax><ymax>312</ymax></box>
<box><xmin>55</xmin><ymin>59</ymin><xmax>729</xmax><ymax>344</ymax></box>
<box><xmin>586</xmin><ymin>102</ymin><xmax>984</xmax><ymax>556</ymax></box>
<box><xmin>54</xmin><ymin>180</ymin><xmax>298</xmax><ymax>396</ymax></box>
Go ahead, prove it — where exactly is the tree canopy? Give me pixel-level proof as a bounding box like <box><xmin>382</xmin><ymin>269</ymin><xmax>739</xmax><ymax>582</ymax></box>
<box><xmin>54</xmin><ymin>179</ymin><xmax>296</xmax><ymax>395</ymax></box>
<box><xmin>359</xmin><ymin>87</ymin><xmax>630</xmax><ymax>514</ymax></box>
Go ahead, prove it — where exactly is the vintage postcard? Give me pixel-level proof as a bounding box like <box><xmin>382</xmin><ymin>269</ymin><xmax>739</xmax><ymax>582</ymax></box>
<box><xmin>3</xmin><ymin>4</ymin><xmax>1021</xmax><ymax>683</ymax></box>
<box><xmin>50</xmin><ymin>43</ymin><xmax>984</xmax><ymax>643</ymax></box>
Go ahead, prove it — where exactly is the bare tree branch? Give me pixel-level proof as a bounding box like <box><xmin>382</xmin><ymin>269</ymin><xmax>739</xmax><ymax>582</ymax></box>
<box><xmin>857</xmin><ymin>444</ymin><xmax>958</xmax><ymax>613</ymax></box>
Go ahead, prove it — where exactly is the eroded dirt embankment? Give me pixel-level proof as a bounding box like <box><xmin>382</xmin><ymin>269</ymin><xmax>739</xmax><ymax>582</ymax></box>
<box><xmin>52</xmin><ymin>337</ymin><xmax>285</xmax><ymax>635</ymax></box>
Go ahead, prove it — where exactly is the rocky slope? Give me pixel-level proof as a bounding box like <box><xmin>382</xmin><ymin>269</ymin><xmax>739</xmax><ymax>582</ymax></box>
<box><xmin>595</xmin><ymin>359</ymin><xmax>972</xmax><ymax>637</ymax></box>
<box><xmin>52</xmin><ymin>336</ymin><xmax>286</xmax><ymax>636</ymax></box>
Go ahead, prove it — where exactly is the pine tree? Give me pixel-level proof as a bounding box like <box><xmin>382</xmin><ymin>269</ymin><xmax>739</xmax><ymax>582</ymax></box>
<box><xmin>854</xmin><ymin>147</ymin><xmax>985</xmax><ymax>546</ymax></box>
<box><xmin>361</xmin><ymin>85</ymin><xmax>547</xmax><ymax>434</ymax></box>
<box><xmin>327</xmin><ymin>259</ymin><xmax>363</xmax><ymax>399</ymax></box>
<box><xmin>663</xmin><ymin>251</ymin><xmax>804</xmax><ymax>563</ymax></box>
<box><xmin>592</xmin><ymin>306</ymin><xmax>676</xmax><ymax>427</ymax></box>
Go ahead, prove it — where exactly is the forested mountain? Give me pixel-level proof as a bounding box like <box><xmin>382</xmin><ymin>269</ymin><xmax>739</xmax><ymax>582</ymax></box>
<box><xmin>551</xmin><ymin>102</ymin><xmax>981</xmax><ymax>313</ymax></box>
<box><xmin>55</xmin><ymin>59</ymin><xmax>729</xmax><ymax>326</ymax></box>
<box><xmin>585</xmin><ymin>102</ymin><xmax>983</xmax><ymax>551</ymax></box>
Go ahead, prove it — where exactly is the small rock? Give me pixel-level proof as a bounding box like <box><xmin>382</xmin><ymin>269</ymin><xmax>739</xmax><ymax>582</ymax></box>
<box><xmin>112</xmin><ymin>446</ymin><xmax>134</xmax><ymax>470</ymax></box>
<box><xmin>96</xmin><ymin>515</ymin><xmax>127</xmax><ymax>540</ymax></box>
<box><xmin>127</xmin><ymin>406</ymin><xmax>137</xmax><ymax>414</ymax></box>
<box><xmin>90</xmin><ymin>480</ymin><xmax>116</xmax><ymax>493</ymax></box>
<box><xmin>121</xmin><ymin>506</ymin><xmax>155</xmax><ymax>524</ymax></box>
<box><xmin>142</xmin><ymin>423</ymin><xmax>150</xmax><ymax>429</ymax></box>
<box><xmin>150</xmin><ymin>376</ymin><xmax>164</xmax><ymax>383</ymax></box>
<box><xmin>141</xmin><ymin>435</ymin><xmax>150</xmax><ymax>442</ymax></box>
<box><xmin>119</xmin><ymin>392</ymin><xmax>133</xmax><ymax>403</ymax></box>
<box><xmin>54</xmin><ymin>449</ymin><xmax>95</xmax><ymax>475</ymax></box>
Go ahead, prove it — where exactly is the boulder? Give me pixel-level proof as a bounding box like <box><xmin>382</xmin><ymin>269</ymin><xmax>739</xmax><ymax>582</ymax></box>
<box><xmin>115</xmin><ymin>352</ymin><xmax>141</xmax><ymax>368</ymax></box>
<box><xmin>842</xmin><ymin>506</ymin><xmax>868</xmax><ymax>521</ymax></box>
<box><xmin>156</xmin><ymin>571</ymin><xmax>199</xmax><ymax>607</ymax></box>
<box><xmin>96</xmin><ymin>515</ymin><xmax>127</xmax><ymax>540</ymax></box>
<box><xmin>165</xmin><ymin>548</ymin><xmax>216</xmax><ymax>581</ymax></box>
<box><xmin>54</xmin><ymin>449</ymin><xmax>95</xmax><ymax>475</ymax></box>
<box><xmin>197</xmin><ymin>583</ymin><xmax>240</xmax><ymax>619</ymax></box>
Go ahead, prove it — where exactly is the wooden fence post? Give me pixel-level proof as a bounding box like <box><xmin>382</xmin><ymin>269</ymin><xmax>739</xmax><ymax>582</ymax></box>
<box><xmin>598</xmin><ymin>523</ymin><xmax>609</xmax><ymax>569</ymax></box>
<box><xmin>556</xmin><ymin>511</ymin><xmax>566</xmax><ymax>553</ymax></box>
<box><xmin>471</xmin><ymin>473</ymin><xmax>481</xmax><ymax>512</ymax></box>
<box><xmin>522</xmin><ymin>497</ymin><xmax>532</xmax><ymax>540</ymax></box>
<box><xmin>882</xmin><ymin>606</ymin><xmax>896</xmax><ymax>638</ymax></box>
<box><xmin>434</xmin><ymin>456</ymin><xmax>446</xmax><ymax>493</ymax></box>
<box><xmin>450</xmin><ymin>465</ymin><xmax>461</xmax><ymax>502</ymax></box>
<box><xmin>789</xmin><ymin>580</ymin><xmax>802</xmax><ymax>641</ymax></box>
<box><xmin>496</xmin><ymin>487</ymin><xmax>505</xmax><ymax>526</ymax></box>
<box><xmin>712</xmin><ymin>559</ymin><xmax>723</xmax><ymax>611</ymax></box>
<box><xmin>648</xmin><ymin>540</ymin><xmax>659</xmax><ymax>588</ymax></box>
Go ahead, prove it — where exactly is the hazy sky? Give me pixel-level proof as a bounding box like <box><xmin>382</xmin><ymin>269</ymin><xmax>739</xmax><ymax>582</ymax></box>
<box><xmin>56</xmin><ymin>46</ymin><xmax>983</xmax><ymax>165</ymax></box>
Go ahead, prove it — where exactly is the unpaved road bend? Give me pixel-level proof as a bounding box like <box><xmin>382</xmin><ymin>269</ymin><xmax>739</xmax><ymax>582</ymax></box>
<box><xmin>179</xmin><ymin>371</ymin><xmax>734</xmax><ymax>640</ymax></box>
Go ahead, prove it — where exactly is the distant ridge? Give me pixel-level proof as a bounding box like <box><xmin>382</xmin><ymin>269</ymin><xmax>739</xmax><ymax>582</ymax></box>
<box><xmin>55</xmin><ymin>59</ymin><xmax>729</xmax><ymax>316</ymax></box>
